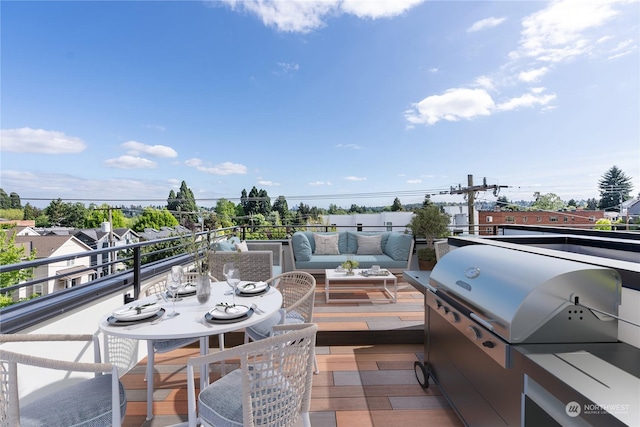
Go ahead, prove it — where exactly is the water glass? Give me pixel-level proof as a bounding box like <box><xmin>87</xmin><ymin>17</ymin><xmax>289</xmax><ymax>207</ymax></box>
<box><xmin>226</xmin><ymin>268</ymin><xmax>240</xmax><ymax>305</ymax></box>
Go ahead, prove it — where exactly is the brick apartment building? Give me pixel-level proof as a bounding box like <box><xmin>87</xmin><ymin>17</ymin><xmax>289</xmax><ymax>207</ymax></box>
<box><xmin>478</xmin><ymin>209</ymin><xmax>606</xmax><ymax>235</ymax></box>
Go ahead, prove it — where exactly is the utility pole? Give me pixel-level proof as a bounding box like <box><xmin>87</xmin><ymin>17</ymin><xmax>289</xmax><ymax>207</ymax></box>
<box><xmin>449</xmin><ymin>175</ymin><xmax>509</xmax><ymax>234</ymax></box>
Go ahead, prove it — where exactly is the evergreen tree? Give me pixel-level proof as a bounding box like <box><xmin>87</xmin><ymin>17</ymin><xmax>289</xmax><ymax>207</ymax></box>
<box><xmin>168</xmin><ymin>181</ymin><xmax>198</xmax><ymax>225</ymax></box>
<box><xmin>0</xmin><ymin>189</ymin><xmax>9</xmax><ymax>209</ymax></box>
<box><xmin>9</xmin><ymin>192</ymin><xmax>21</xmax><ymax>209</ymax></box>
<box><xmin>257</xmin><ymin>189</ymin><xmax>271</xmax><ymax>216</ymax></box>
<box><xmin>598</xmin><ymin>166</ymin><xmax>633</xmax><ymax>211</ymax></box>
<box><xmin>391</xmin><ymin>197</ymin><xmax>403</xmax><ymax>211</ymax></box>
<box><xmin>44</xmin><ymin>199</ymin><xmax>66</xmax><ymax>226</ymax></box>
<box><xmin>23</xmin><ymin>203</ymin><xmax>40</xmax><ymax>220</ymax></box>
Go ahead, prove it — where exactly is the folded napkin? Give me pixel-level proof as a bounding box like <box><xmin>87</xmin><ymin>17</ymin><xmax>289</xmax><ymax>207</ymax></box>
<box><xmin>238</xmin><ymin>281</ymin><xmax>268</xmax><ymax>293</ymax></box>
<box><xmin>113</xmin><ymin>303</ymin><xmax>159</xmax><ymax>320</ymax></box>
<box><xmin>210</xmin><ymin>303</ymin><xmax>250</xmax><ymax>319</ymax></box>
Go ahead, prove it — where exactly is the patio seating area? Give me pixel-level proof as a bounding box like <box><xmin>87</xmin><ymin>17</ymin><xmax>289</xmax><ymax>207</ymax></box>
<box><xmin>117</xmin><ymin>275</ymin><xmax>463</xmax><ymax>427</ymax></box>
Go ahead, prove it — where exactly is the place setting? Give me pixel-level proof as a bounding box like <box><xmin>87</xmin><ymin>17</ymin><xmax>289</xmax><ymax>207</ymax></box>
<box><xmin>106</xmin><ymin>302</ymin><xmax>166</xmax><ymax>326</ymax></box>
<box><xmin>203</xmin><ymin>302</ymin><xmax>254</xmax><ymax>324</ymax></box>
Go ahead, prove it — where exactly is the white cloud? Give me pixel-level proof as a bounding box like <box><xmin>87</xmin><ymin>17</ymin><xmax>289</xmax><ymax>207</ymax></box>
<box><xmin>515</xmin><ymin>0</ymin><xmax>620</xmax><ymax>63</ymax></box>
<box><xmin>336</xmin><ymin>143</ymin><xmax>362</xmax><ymax>150</ymax></box>
<box><xmin>185</xmin><ymin>158</ymin><xmax>247</xmax><ymax>175</ymax></box>
<box><xmin>309</xmin><ymin>181</ymin><xmax>331</xmax><ymax>186</ymax></box>
<box><xmin>121</xmin><ymin>140</ymin><xmax>178</xmax><ymax>158</ymax></box>
<box><xmin>474</xmin><ymin>76</ymin><xmax>495</xmax><ymax>91</ymax></box>
<box><xmin>277</xmin><ymin>62</ymin><xmax>300</xmax><ymax>75</ymax></box>
<box><xmin>218</xmin><ymin>0</ymin><xmax>425</xmax><ymax>33</ymax></box>
<box><xmin>0</xmin><ymin>128</ymin><xmax>86</xmax><ymax>153</ymax></box>
<box><xmin>257</xmin><ymin>179</ymin><xmax>280</xmax><ymax>186</ymax></box>
<box><xmin>518</xmin><ymin>66</ymin><xmax>549</xmax><ymax>83</ymax></box>
<box><xmin>340</xmin><ymin>0</ymin><xmax>425</xmax><ymax>19</ymax></box>
<box><xmin>405</xmin><ymin>88</ymin><xmax>494</xmax><ymax>125</ymax></box>
<box><xmin>467</xmin><ymin>16</ymin><xmax>506</xmax><ymax>33</ymax></box>
<box><xmin>407</xmin><ymin>179</ymin><xmax>422</xmax><ymax>184</ymax></box>
<box><xmin>344</xmin><ymin>176</ymin><xmax>366</xmax><ymax>181</ymax></box>
<box><xmin>104</xmin><ymin>155</ymin><xmax>157</xmax><ymax>169</ymax></box>
<box><xmin>495</xmin><ymin>91</ymin><xmax>557</xmax><ymax>112</ymax></box>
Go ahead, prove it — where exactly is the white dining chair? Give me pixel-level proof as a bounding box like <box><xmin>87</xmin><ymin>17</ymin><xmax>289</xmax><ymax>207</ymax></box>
<box><xmin>0</xmin><ymin>333</ymin><xmax>126</xmax><ymax>427</ymax></box>
<box><xmin>244</xmin><ymin>271</ymin><xmax>319</xmax><ymax>374</ymax></box>
<box><xmin>186</xmin><ymin>323</ymin><xmax>318</xmax><ymax>427</ymax></box>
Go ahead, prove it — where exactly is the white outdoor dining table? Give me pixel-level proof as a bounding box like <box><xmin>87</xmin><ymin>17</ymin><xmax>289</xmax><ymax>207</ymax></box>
<box><xmin>99</xmin><ymin>280</ymin><xmax>282</xmax><ymax>420</ymax></box>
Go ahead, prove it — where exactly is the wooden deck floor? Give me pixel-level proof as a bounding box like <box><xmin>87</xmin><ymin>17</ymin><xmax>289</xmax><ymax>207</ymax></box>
<box><xmin>119</xmin><ymin>278</ymin><xmax>464</xmax><ymax>427</ymax></box>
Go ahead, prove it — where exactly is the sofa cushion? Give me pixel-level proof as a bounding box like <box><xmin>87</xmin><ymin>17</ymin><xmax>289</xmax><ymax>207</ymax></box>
<box><xmin>355</xmin><ymin>234</ymin><xmax>383</xmax><ymax>255</ymax></box>
<box><xmin>385</xmin><ymin>232</ymin><xmax>413</xmax><ymax>261</ymax></box>
<box><xmin>235</xmin><ymin>240</ymin><xmax>249</xmax><ymax>252</ymax></box>
<box><xmin>213</xmin><ymin>239</ymin><xmax>236</xmax><ymax>252</ymax></box>
<box><xmin>291</xmin><ymin>232</ymin><xmax>312</xmax><ymax>261</ymax></box>
<box><xmin>313</xmin><ymin>233</ymin><xmax>340</xmax><ymax>255</ymax></box>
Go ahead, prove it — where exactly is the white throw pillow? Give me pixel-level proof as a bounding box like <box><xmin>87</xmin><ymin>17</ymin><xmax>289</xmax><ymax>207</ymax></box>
<box><xmin>313</xmin><ymin>233</ymin><xmax>340</xmax><ymax>255</ymax></box>
<box><xmin>235</xmin><ymin>240</ymin><xmax>249</xmax><ymax>252</ymax></box>
<box><xmin>356</xmin><ymin>234</ymin><xmax>383</xmax><ymax>255</ymax></box>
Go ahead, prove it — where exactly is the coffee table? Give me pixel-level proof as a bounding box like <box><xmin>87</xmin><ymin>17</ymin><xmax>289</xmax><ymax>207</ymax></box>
<box><xmin>324</xmin><ymin>268</ymin><xmax>397</xmax><ymax>303</ymax></box>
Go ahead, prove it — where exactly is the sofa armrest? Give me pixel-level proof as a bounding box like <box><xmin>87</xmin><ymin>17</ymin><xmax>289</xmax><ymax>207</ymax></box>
<box><xmin>246</xmin><ymin>241</ymin><xmax>283</xmax><ymax>266</ymax></box>
<box><xmin>208</xmin><ymin>250</ymin><xmax>274</xmax><ymax>282</ymax></box>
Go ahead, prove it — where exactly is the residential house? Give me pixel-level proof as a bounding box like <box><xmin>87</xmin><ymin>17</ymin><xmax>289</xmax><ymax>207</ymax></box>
<box><xmin>13</xmin><ymin>235</ymin><xmax>95</xmax><ymax>299</ymax></box>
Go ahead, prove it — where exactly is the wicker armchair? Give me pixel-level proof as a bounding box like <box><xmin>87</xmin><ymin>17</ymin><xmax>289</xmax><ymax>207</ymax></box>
<box><xmin>244</xmin><ymin>271</ymin><xmax>318</xmax><ymax>374</ymax></box>
<box><xmin>186</xmin><ymin>323</ymin><xmax>318</xmax><ymax>427</ymax></box>
<box><xmin>208</xmin><ymin>250</ymin><xmax>273</xmax><ymax>282</ymax></box>
<box><xmin>0</xmin><ymin>334</ymin><xmax>126</xmax><ymax>427</ymax></box>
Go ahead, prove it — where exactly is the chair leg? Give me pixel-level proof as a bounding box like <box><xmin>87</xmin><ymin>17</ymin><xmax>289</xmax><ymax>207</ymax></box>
<box><xmin>219</xmin><ymin>333</ymin><xmax>226</xmax><ymax>376</ymax></box>
<box><xmin>314</xmin><ymin>355</ymin><xmax>320</xmax><ymax>375</ymax></box>
<box><xmin>301</xmin><ymin>411</ymin><xmax>311</xmax><ymax>427</ymax></box>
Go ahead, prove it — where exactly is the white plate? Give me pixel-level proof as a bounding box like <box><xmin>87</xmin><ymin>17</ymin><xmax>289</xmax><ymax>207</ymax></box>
<box><xmin>237</xmin><ymin>281</ymin><xmax>268</xmax><ymax>294</ymax></box>
<box><xmin>208</xmin><ymin>304</ymin><xmax>251</xmax><ymax>319</ymax></box>
<box><xmin>113</xmin><ymin>303</ymin><xmax>161</xmax><ymax>321</ymax></box>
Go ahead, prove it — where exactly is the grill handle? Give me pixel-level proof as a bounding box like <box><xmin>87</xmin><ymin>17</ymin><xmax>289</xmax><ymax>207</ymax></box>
<box><xmin>573</xmin><ymin>296</ymin><xmax>640</xmax><ymax>329</ymax></box>
<box><xmin>470</xmin><ymin>313</ymin><xmax>495</xmax><ymax>331</ymax></box>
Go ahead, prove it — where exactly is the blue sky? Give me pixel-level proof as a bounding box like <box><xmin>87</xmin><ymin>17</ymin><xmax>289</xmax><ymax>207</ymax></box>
<box><xmin>1</xmin><ymin>0</ymin><xmax>639</xmax><ymax>209</ymax></box>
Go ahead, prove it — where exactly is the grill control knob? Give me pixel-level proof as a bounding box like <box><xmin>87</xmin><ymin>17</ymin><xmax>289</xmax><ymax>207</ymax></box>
<box><xmin>482</xmin><ymin>341</ymin><xmax>495</xmax><ymax>349</ymax></box>
<box><xmin>446</xmin><ymin>311</ymin><xmax>459</xmax><ymax>323</ymax></box>
<box><xmin>466</xmin><ymin>325</ymin><xmax>482</xmax><ymax>340</ymax></box>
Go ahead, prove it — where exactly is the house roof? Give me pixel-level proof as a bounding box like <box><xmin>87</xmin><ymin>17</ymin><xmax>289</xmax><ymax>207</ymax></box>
<box><xmin>14</xmin><ymin>235</ymin><xmax>92</xmax><ymax>258</ymax></box>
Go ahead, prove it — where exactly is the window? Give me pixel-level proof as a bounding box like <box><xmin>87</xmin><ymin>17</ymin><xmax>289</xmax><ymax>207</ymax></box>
<box><xmin>357</xmin><ymin>223</ymin><xmax>363</xmax><ymax>232</ymax></box>
<box><xmin>589</xmin><ymin>216</ymin><xmax>596</xmax><ymax>222</ymax></box>
<box><xmin>34</xmin><ymin>284</ymin><xmax>43</xmax><ymax>296</ymax></box>
<box><xmin>66</xmin><ymin>259</ymin><xmax>75</xmax><ymax>266</ymax></box>
<box><xmin>385</xmin><ymin>221</ymin><xmax>392</xmax><ymax>231</ymax></box>
<box><xmin>563</xmin><ymin>216</ymin><xmax>569</xmax><ymax>222</ymax></box>
<box><xmin>486</xmin><ymin>216</ymin><xmax>493</xmax><ymax>223</ymax></box>
<box><xmin>536</xmin><ymin>216</ymin><xmax>542</xmax><ymax>222</ymax></box>
<box><xmin>505</xmin><ymin>216</ymin><xmax>515</xmax><ymax>223</ymax></box>
<box><xmin>522</xmin><ymin>216</ymin><xmax>528</xmax><ymax>223</ymax></box>
<box><xmin>549</xmin><ymin>216</ymin><xmax>558</xmax><ymax>222</ymax></box>
<box><xmin>485</xmin><ymin>227</ymin><xmax>494</xmax><ymax>234</ymax></box>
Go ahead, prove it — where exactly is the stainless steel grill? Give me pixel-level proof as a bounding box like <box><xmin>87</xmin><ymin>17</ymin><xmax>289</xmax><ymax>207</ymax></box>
<box><xmin>421</xmin><ymin>244</ymin><xmax>624</xmax><ymax>427</ymax></box>
<box><xmin>429</xmin><ymin>244</ymin><xmax>622</xmax><ymax>347</ymax></box>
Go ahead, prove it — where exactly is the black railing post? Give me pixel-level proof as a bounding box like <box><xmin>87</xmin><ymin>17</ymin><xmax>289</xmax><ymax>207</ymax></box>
<box><xmin>132</xmin><ymin>246</ymin><xmax>142</xmax><ymax>301</ymax></box>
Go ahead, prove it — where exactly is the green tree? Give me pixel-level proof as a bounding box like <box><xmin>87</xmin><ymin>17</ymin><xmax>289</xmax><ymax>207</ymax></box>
<box><xmin>272</xmin><ymin>196</ymin><xmax>292</xmax><ymax>224</ymax></box>
<box><xmin>594</xmin><ymin>218</ymin><xmax>612</xmax><ymax>231</ymax></box>
<box><xmin>44</xmin><ymin>199</ymin><xmax>66</xmax><ymax>226</ymax></box>
<box><xmin>0</xmin><ymin>189</ymin><xmax>9</xmax><ymax>209</ymax></box>
<box><xmin>257</xmin><ymin>189</ymin><xmax>271</xmax><ymax>216</ymax></box>
<box><xmin>84</xmin><ymin>205</ymin><xmax>127</xmax><ymax>228</ymax></box>
<box><xmin>23</xmin><ymin>203</ymin><xmax>40</xmax><ymax>220</ymax></box>
<box><xmin>214</xmin><ymin>199</ymin><xmax>237</xmax><ymax>228</ymax></box>
<box><xmin>531</xmin><ymin>192</ymin><xmax>565</xmax><ymax>211</ymax></box>
<box><xmin>132</xmin><ymin>207</ymin><xmax>179</xmax><ymax>232</ymax></box>
<box><xmin>64</xmin><ymin>202</ymin><xmax>88</xmax><ymax>228</ymax></box>
<box><xmin>408</xmin><ymin>205</ymin><xmax>450</xmax><ymax>247</ymax></box>
<box><xmin>586</xmin><ymin>198</ymin><xmax>598</xmax><ymax>210</ymax></box>
<box><xmin>168</xmin><ymin>181</ymin><xmax>198</xmax><ymax>225</ymax></box>
<box><xmin>0</xmin><ymin>229</ymin><xmax>37</xmax><ymax>306</ymax></box>
<box><xmin>0</xmin><ymin>209</ymin><xmax>23</xmax><ymax>220</ymax></box>
<box><xmin>9</xmin><ymin>192</ymin><xmax>21</xmax><ymax>209</ymax></box>
<box><xmin>598</xmin><ymin>166</ymin><xmax>634</xmax><ymax>211</ymax></box>
<box><xmin>391</xmin><ymin>197</ymin><xmax>403</xmax><ymax>211</ymax></box>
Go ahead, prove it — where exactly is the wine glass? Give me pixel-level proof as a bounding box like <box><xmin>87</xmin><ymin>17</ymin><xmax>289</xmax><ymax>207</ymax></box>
<box><xmin>223</xmin><ymin>262</ymin><xmax>234</xmax><ymax>294</ymax></box>
<box><xmin>166</xmin><ymin>266</ymin><xmax>184</xmax><ymax>317</ymax></box>
<box><xmin>226</xmin><ymin>268</ymin><xmax>240</xmax><ymax>305</ymax></box>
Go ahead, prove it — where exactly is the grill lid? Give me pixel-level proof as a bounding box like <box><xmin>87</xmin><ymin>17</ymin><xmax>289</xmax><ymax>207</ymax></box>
<box><xmin>429</xmin><ymin>244</ymin><xmax>621</xmax><ymax>343</ymax></box>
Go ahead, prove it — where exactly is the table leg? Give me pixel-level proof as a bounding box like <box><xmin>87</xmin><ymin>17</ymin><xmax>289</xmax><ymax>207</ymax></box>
<box><xmin>146</xmin><ymin>340</ymin><xmax>154</xmax><ymax>420</ymax></box>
